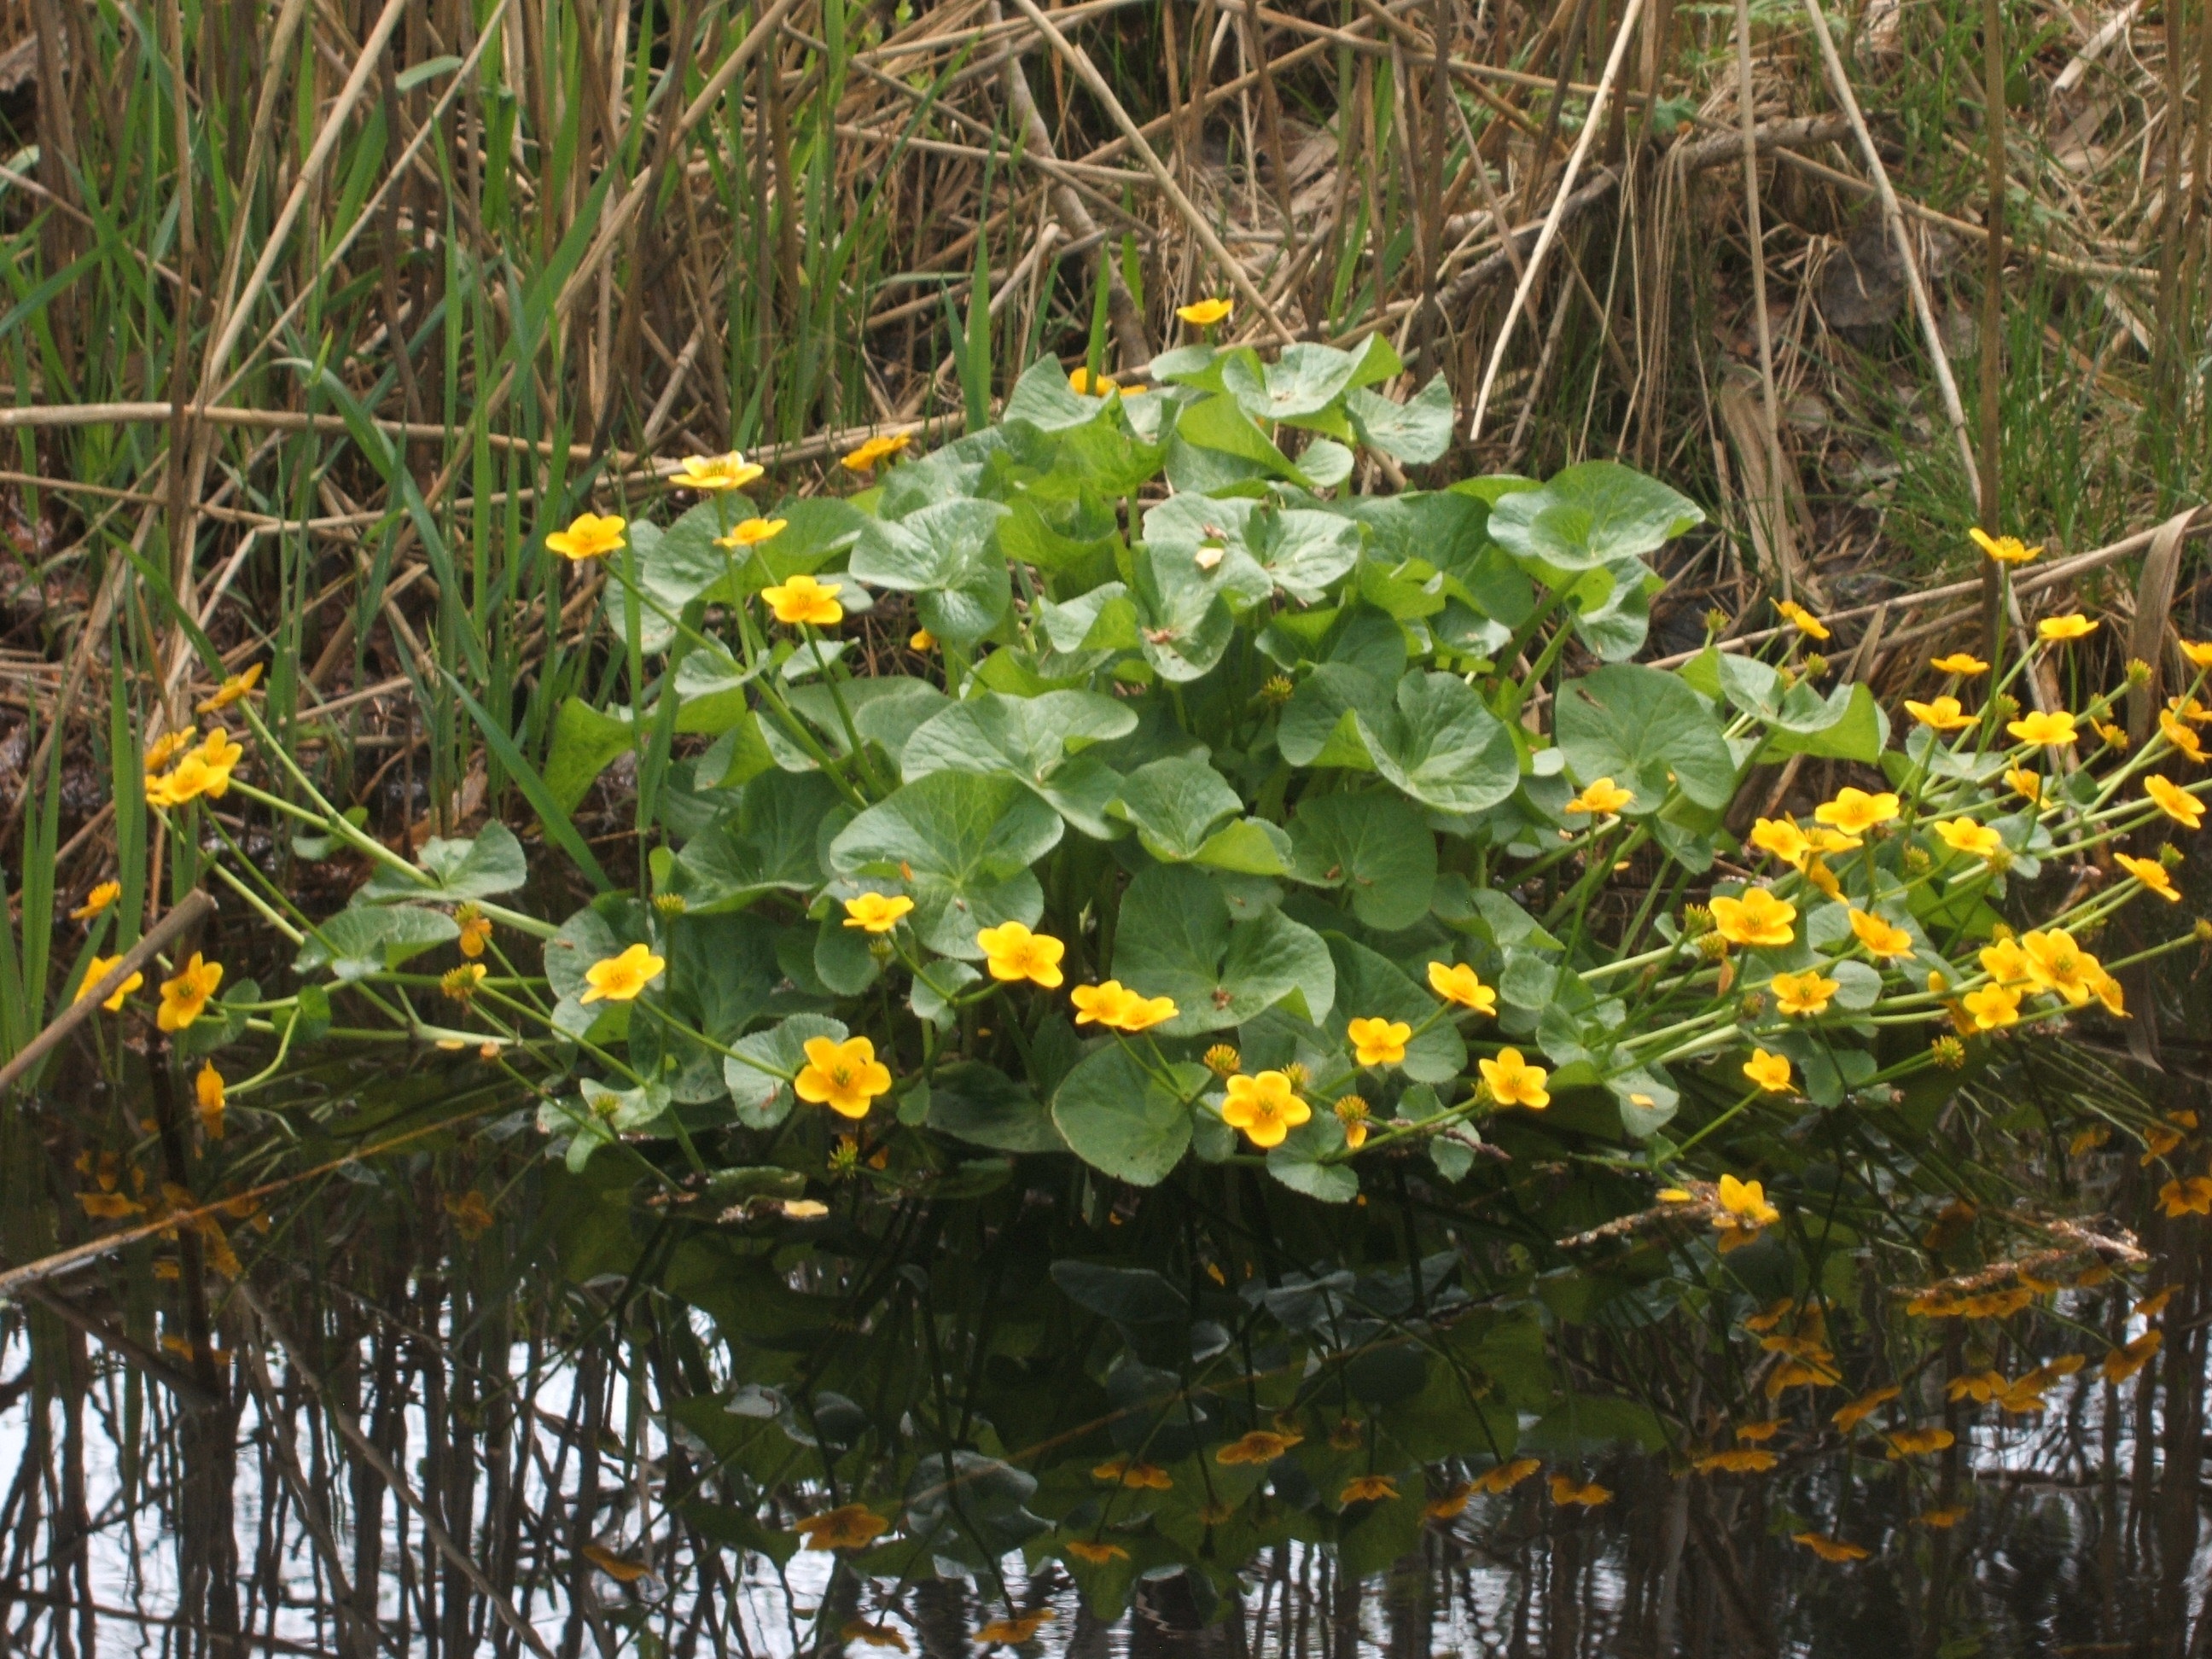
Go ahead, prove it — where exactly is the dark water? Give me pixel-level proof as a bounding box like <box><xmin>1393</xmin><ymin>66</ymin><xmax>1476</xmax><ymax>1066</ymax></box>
<box><xmin>3</xmin><ymin>1097</ymin><xmax>2205</xmax><ymax>1659</ymax></box>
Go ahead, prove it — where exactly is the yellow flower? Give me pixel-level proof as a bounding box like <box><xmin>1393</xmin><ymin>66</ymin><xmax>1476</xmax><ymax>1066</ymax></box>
<box><xmin>2159</xmin><ymin>711</ymin><xmax>2207</xmax><ymax>764</ymax></box>
<box><xmin>2115</xmin><ymin>852</ymin><xmax>2179</xmax><ymax>902</ymax></box>
<box><xmin>1946</xmin><ymin>1370</ymin><xmax>2008</xmax><ymax>1404</ymax></box>
<box><xmin>2182</xmin><ymin>638</ymin><xmax>2212</xmax><ymax>668</ymax></box>
<box><xmin>1933</xmin><ymin>818</ymin><xmax>2004</xmax><ymax>859</ymax></box>
<box><xmin>1478</xmin><ymin>1047</ymin><xmax>1550</xmax><ymax>1109</ymax></box>
<box><xmin>842</xmin><ymin>893</ymin><xmax>915</xmax><ymax>933</ymax></box>
<box><xmin>1347</xmin><ymin>1016</ymin><xmax>1412</xmax><ymax>1067</ymax></box>
<box><xmin>1960</xmin><ymin>983</ymin><xmax>2022</xmax><ymax>1030</ymax></box>
<box><xmin>74</xmin><ymin>954</ymin><xmax>143</xmax><ymax>1011</ymax></box>
<box><xmin>144</xmin><ymin>726</ymin><xmax>198</xmax><ymax>771</ymax></box>
<box><xmin>671</xmin><ymin>451</ymin><xmax>764</xmax><ymax>493</ymax></box>
<box><xmin>1176</xmin><ymin>297</ymin><xmax>1234</xmax><ymax>327</ymax></box>
<box><xmin>580</xmin><ymin>943</ymin><xmax>666</xmax><ymax>1004</ymax></box>
<box><xmin>1564</xmin><ymin>777</ymin><xmax>1634</xmax><ymax>816</ymax></box>
<box><xmin>1473</xmin><ymin>1457</ymin><xmax>1543</xmax><ymax>1494</ymax></box>
<box><xmin>157</xmin><ymin>952</ymin><xmax>224</xmax><ymax>1032</ymax></box>
<box><xmin>1919</xmin><ymin>1505</ymin><xmax>1970</xmax><ymax>1529</ymax></box>
<box><xmin>1969</xmin><ymin>527</ymin><xmax>2040</xmax><ymax>565</ymax></box>
<box><xmin>841</xmin><ymin>1621</ymin><xmax>908</xmax><ymax>1652</ymax></box>
<box><xmin>2019</xmin><ymin>927</ymin><xmax>2099</xmax><ymax>1005</ymax></box>
<box><xmin>2037</xmin><ymin>613</ymin><xmax>2096</xmax><ymax>642</ymax></box>
<box><xmin>2146</xmin><ymin>773</ymin><xmax>2204</xmax><ymax>829</ymax></box>
<box><xmin>1220</xmin><ymin>1070</ymin><xmax>1312</xmax><ymax>1149</ymax></box>
<box><xmin>1068</xmin><ymin>367</ymin><xmax>1119</xmax><ymax>396</ymax></box>
<box><xmin>1340</xmin><ymin>1475</ymin><xmax>1399</xmax><ymax>1505</ymax></box>
<box><xmin>1068</xmin><ymin>980</ymin><xmax>1177</xmax><ymax>1032</ymax></box>
<box><xmin>975</xmin><ymin>1611</ymin><xmax>1052</xmax><ymax>1644</ymax></box>
<box><xmin>1814</xmin><ymin>788</ymin><xmax>1900</xmax><ymax>835</ymax></box>
<box><xmin>1692</xmin><ymin>1447</ymin><xmax>1778</xmax><ymax>1475</ymax></box>
<box><xmin>1710</xmin><ymin>888</ymin><xmax>1796</xmax><ymax>949</ymax></box>
<box><xmin>1978</xmin><ymin>935</ymin><xmax>2031</xmax><ymax>983</ymax></box>
<box><xmin>1428</xmin><ymin>961</ymin><xmax>1498</xmax><ymax>1014</ymax></box>
<box><xmin>1770</xmin><ymin>969</ymin><xmax>1840</xmax><ymax>1016</ymax></box>
<box><xmin>1776</xmin><ymin>599</ymin><xmax>1830</xmax><ymax>640</ymax></box>
<box><xmin>1848</xmin><ymin>909</ymin><xmax>1912</xmax><ymax>958</ymax></box>
<box><xmin>2095</xmin><ymin>719</ymin><xmax>2130</xmax><ymax>750</ymax></box>
<box><xmin>446</xmin><ymin>1190</ymin><xmax>496</xmax><ymax>1238</ymax></box>
<box><xmin>714</xmin><ymin>516</ymin><xmax>788</xmax><ymax>549</ymax></box>
<box><xmin>841</xmin><ymin>431</ymin><xmax>912</xmax><ymax>473</ymax></box>
<box><xmin>1714</xmin><ymin>1173</ymin><xmax>1779</xmax><ymax>1234</ymax></box>
<box><xmin>1749</xmin><ymin>818</ymin><xmax>1812</xmax><ymax>867</ymax></box>
<box><xmin>909</xmin><ymin>629</ymin><xmax>936</xmax><ymax>651</ymax></box>
<box><xmin>793</xmin><ymin>1505</ymin><xmax>888</xmax><ymax>1551</ymax></box>
<box><xmin>455</xmin><ymin>903</ymin><xmax>492</xmax><ymax>958</ymax></box>
<box><xmin>441</xmin><ymin>963</ymin><xmax>486</xmax><ymax>1002</ymax></box>
<box><xmin>195</xmin><ymin>1062</ymin><xmax>225</xmax><ymax>1139</ymax></box>
<box><xmin>1832</xmin><ymin>1385</ymin><xmax>1901</xmax><ymax>1431</ymax></box>
<box><xmin>1332</xmin><ymin>1096</ymin><xmax>1371</xmax><ymax>1149</ymax></box>
<box><xmin>1092</xmin><ymin>1457</ymin><xmax>1173</xmax><ymax>1490</ymax></box>
<box><xmin>196</xmin><ymin>661</ymin><xmax>263</xmax><ymax>713</ymax></box>
<box><xmin>71</xmin><ymin>881</ymin><xmax>122</xmax><ymax>923</ymax></box>
<box><xmin>1063</xmin><ymin>1539</ymin><xmax>1128</xmax><ymax>1565</ymax></box>
<box><xmin>2159</xmin><ymin>1176</ymin><xmax>2212</xmax><ymax>1216</ymax></box>
<box><xmin>545</xmin><ymin>511</ymin><xmax>627</xmax><ymax>562</ymax></box>
<box><xmin>2006</xmin><ymin>708</ymin><xmax>2078</xmax><ymax>747</ymax></box>
<box><xmin>1906</xmin><ymin>695</ymin><xmax>1977</xmax><ymax>731</ymax></box>
<box><xmin>2101</xmin><ymin>1330</ymin><xmax>2162</xmax><ymax>1383</ymax></box>
<box><xmin>1216</xmin><ymin>1429</ymin><xmax>1301</xmax><ymax>1465</ymax></box>
<box><xmin>1931</xmin><ymin>652</ymin><xmax>1990</xmax><ymax>675</ymax></box>
<box><xmin>760</xmin><ymin>573</ymin><xmax>844</xmax><ymax>627</ymax></box>
<box><xmin>1549</xmin><ymin>1475</ymin><xmax>1612</xmax><ymax>1507</ymax></box>
<box><xmin>1743</xmin><ymin>1044</ymin><xmax>1796</xmax><ymax>1097</ymax></box>
<box><xmin>1424</xmin><ymin>1481</ymin><xmax>1475</xmax><ymax>1519</ymax></box>
<box><xmin>2005</xmin><ymin>765</ymin><xmax>2041</xmax><ymax>802</ymax></box>
<box><xmin>1793</xmin><ymin>1533</ymin><xmax>1870</xmax><ymax>1563</ymax></box>
<box><xmin>795</xmin><ymin>1035</ymin><xmax>893</xmax><ymax>1119</ymax></box>
<box><xmin>2175</xmin><ymin>696</ymin><xmax>2212</xmax><ymax>725</ymax></box>
<box><xmin>975</xmin><ymin>920</ymin><xmax>1066</xmax><ymax>988</ymax></box>
<box><xmin>1883</xmin><ymin>1426</ymin><xmax>1955</xmax><ymax>1458</ymax></box>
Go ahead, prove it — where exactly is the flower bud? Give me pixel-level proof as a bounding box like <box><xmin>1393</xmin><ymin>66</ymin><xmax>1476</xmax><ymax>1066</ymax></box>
<box><xmin>1802</xmin><ymin>653</ymin><xmax>1830</xmax><ymax>679</ymax></box>
<box><xmin>653</xmin><ymin>893</ymin><xmax>688</xmax><ymax>917</ymax></box>
<box><xmin>1682</xmin><ymin>904</ymin><xmax>1715</xmax><ymax>938</ymax></box>
<box><xmin>2127</xmin><ymin>658</ymin><xmax>2153</xmax><ymax>687</ymax></box>
<box><xmin>1697</xmin><ymin>931</ymin><xmax>1731</xmax><ymax>963</ymax></box>
<box><xmin>1261</xmin><ymin>675</ymin><xmax>1295</xmax><ymax>706</ymax></box>
<box><xmin>2161</xmin><ymin>841</ymin><xmax>2184</xmax><ymax>867</ymax></box>
<box><xmin>1930</xmin><ymin>1035</ymin><xmax>1965</xmax><ymax>1070</ymax></box>
<box><xmin>1903</xmin><ymin>846</ymin><xmax>1931</xmax><ymax>873</ymax></box>
<box><xmin>1739</xmin><ymin>992</ymin><xmax>1767</xmax><ymax>1022</ymax></box>
<box><xmin>1705</xmin><ymin>608</ymin><xmax>1730</xmax><ymax>637</ymax></box>
<box><xmin>1204</xmin><ymin>1044</ymin><xmax>1242</xmax><ymax>1077</ymax></box>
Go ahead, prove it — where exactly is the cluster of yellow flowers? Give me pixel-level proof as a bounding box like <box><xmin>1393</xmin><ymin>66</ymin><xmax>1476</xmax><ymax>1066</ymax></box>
<box><xmin>143</xmin><ymin>725</ymin><xmax>244</xmax><ymax>807</ymax></box>
<box><xmin>73</xmin><ymin>948</ymin><xmax>224</xmax><ymax>1033</ymax></box>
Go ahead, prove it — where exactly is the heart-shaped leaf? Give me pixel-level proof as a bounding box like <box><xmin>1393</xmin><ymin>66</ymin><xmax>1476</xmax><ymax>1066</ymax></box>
<box><xmin>1113</xmin><ymin>864</ymin><xmax>1336</xmax><ymax>1034</ymax></box>
<box><xmin>668</xmin><ymin>771</ymin><xmax>841</xmax><ymax>913</ymax></box>
<box><xmin>902</xmin><ymin>690</ymin><xmax>1137</xmax><ymax>838</ymax></box>
<box><xmin>1487</xmin><ymin>461</ymin><xmax>1703</xmax><ymax>575</ymax></box>
<box><xmin>1356</xmin><ymin>672</ymin><xmax>1519</xmax><ymax>814</ymax></box>
<box><xmin>849</xmin><ymin>498</ymin><xmax>1012</xmax><ymax>644</ymax></box>
<box><xmin>362</xmin><ymin>821</ymin><xmax>528</xmax><ymax>902</ymax></box>
<box><xmin>1289</xmin><ymin>792</ymin><xmax>1437</xmax><ymax>931</ymax></box>
<box><xmin>829</xmin><ymin>772</ymin><xmax>1063</xmax><ymax>958</ymax></box>
<box><xmin>1555</xmin><ymin>664</ymin><xmax>1738</xmax><ymax>813</ymax></box>
<box><xmin>1051</xmin><ymin>1041</ymin><xmax>1202</xmax><ymax>1185</ymax></box>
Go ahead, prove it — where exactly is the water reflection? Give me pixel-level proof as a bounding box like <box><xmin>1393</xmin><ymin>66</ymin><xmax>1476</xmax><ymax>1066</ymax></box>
<box><xmin>9</xmin><ymin>1141</ymin><xmax>2203</xmax><ymax>1659</ymax></box>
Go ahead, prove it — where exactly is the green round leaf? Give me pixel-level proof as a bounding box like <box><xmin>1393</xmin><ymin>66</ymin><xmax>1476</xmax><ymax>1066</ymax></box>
<box><xmin>828</xmin><ymin>773</ymin><xmax>1063</xmax><ymax>958</ymax></box>
<box><xmin>1051</xmin><ymin>1043</ymin><xmax>1202</xmax><ymax>1185</ymax></box>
